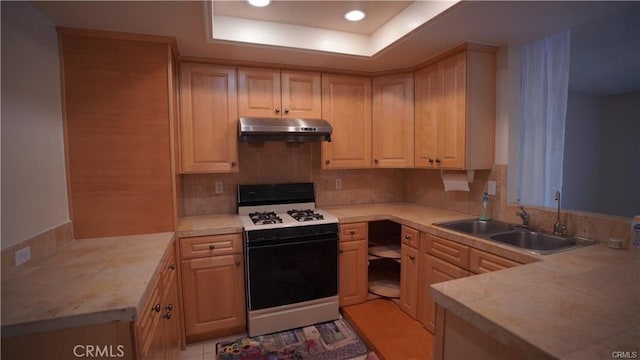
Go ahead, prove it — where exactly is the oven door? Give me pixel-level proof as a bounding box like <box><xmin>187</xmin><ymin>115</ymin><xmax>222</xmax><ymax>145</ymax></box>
<box><xmin>246</xmin><ymin>235</ymin><xmax>338</xmax><ymax>311</ymax></box>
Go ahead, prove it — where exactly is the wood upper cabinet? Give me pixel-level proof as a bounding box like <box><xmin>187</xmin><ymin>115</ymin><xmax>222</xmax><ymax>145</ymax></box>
<box><xmin>415</xmin><ymin>47</ymin><xmax>496</xmax><ymax>170</ymax></box>
<box><xmin>180</xmin><ymin>234</ymin><xmax>245</xmax><ymax>342</ymax></box>
<box><xmin>238</xmin><ymin>67</ymin><xmax>321</xmax><ymax>118</ymax></box>
<box><xmin>372</xmin><ymin>73</ymin><xmax>415</xmax><ymax>168</ymax></box>
<box><xmin>179</xmin><ymin>63</ymin><xmax>238</xmax><ymax>173</ymax></box>
<box><xmin>321</xmin><ymin>74</ymin><xmax>372</xmax><ymax>169</ymax></box>
<box><xmin>399</xmin><ymin>244</ymin><xmax>419</xmax><ymax>319</ymax></box>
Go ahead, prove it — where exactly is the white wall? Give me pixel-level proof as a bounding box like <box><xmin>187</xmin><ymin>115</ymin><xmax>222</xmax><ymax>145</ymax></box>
<box><xmin>1</xmin><ymin>2</ymin><xmax>69</xmax><ymax>249</ymax></box>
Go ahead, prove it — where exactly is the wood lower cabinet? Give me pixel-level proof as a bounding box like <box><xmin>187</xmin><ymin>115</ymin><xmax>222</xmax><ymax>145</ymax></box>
<box><xmin>414</xmin><ymin>45</ymin><xmax>496</xmax><ymax>170</ymax></box>
<box><xmin>419</xmin><ymin>234</ymin><xmax>470</xmax><ymax>333</ymax></box>
<box><xmin>321</xmin><ymin>74</ymin><xmax>372</xmax><ymax>169</ymax></box>
<box><xmin>338</xmin><ymin>222</ymin><xmax>369</xmax><ymax>307</ymax></box>
<box><xmin>372</xmin><ymin>73</ymin><xmax>415</xmax><ymax>168</ymax></box>
<box><xmin>179</xmin><ymin>63</ymin><xmax>239</xmax><ymax>173</ymax></box>
<box><xmin>136</xmin><ymin>243</ymin><xmax>181</xmax><ymax>360</ymax></box>
<box><xmin>399</xmin><ymin>244</ymin><xmax>419</xmax><ymax>318</ymax></box>
<box><xmin>179</xmin><ymin>234</ymin><xmax>245</xmax><ymax>342</ymax></box>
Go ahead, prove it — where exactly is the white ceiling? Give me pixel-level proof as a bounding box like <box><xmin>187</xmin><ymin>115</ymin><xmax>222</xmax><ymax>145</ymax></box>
<box><xmin>33</xmin><ymin>1</ymin><xmax>637</xmax><ymax>74</ymax></box>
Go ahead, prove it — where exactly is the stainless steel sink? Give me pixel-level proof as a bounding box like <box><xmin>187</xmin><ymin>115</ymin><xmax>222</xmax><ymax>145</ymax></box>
<box><xmin>435</xmin><ymin>218</ymin><xmax>596</xmax><ymax>255</ymax></box>
<box><xmin>435</xmin><ymin>219</ymin><xmax>513</xmax><ymax>236</ymax></box>
<box><xmin>488</xmin><ymin>229</ymin><xmax>595</xmax><ymax>254</ymax></box>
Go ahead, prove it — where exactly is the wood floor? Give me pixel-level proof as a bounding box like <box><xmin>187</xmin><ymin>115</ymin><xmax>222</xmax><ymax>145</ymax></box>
<box><xmin>342</xmin><ymin>299</ymin><xmax>434</xmax><ymax>360</ymax></box>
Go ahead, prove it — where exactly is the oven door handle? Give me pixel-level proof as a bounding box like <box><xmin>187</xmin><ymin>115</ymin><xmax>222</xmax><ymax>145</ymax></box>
<box><xmin>246</xmin><ymin>236</ymin><xmax>337</xmax><ymax>249</ymax></box>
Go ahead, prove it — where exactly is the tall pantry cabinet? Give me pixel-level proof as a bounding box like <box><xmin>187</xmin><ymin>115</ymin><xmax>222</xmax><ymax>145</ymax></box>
<box><xmin>59</xmin><ymin>28</ymin><xmax>181</xmax><ymax>239</ymax></box>
<box><xmin>414</xmin><ymin>45</ymin><xmax>496</xmax><ymax>170</ymax></box>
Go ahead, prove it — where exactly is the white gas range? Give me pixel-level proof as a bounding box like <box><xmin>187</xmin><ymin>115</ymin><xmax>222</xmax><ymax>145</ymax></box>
<box><xmin>237</xmin><ymin>183</ymin><xmax>340</xmax><ymax>337</ymax></box>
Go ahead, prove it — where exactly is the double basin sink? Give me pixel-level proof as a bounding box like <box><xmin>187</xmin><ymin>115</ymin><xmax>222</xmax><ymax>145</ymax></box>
<box><xmin>435</xmin><ymin>219</ymin><xmax>596</xmax><ymax>255</ymax></box>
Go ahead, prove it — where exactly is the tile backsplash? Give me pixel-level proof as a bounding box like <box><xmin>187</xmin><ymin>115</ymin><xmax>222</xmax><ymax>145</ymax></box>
<box><xmin>183</xmin><ymin>147</ymin><xmax>631</xmax><ymax>243</ymax></box>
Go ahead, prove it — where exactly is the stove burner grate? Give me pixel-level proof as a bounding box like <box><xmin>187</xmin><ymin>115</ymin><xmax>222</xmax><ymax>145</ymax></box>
<box><xmin>287</xmin><ymin>209</ymin><xmax>325</xmax><ymax>222</ymax></box>
<box><xmin>249</xmin><ymin>211</ymin><xmax>283</xmax><ymax>225</ymax></box>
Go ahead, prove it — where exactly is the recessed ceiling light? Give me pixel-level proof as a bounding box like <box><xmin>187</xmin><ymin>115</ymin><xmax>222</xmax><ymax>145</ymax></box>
<box><xmin>247</xmin><ymin>0</ymin><xmax>270</xmax><ymax>7</ymax></box>
<box><xmin>345</xmin><ymin>10</ymin><xmax>366</xmax><ymax>22</ymax></box>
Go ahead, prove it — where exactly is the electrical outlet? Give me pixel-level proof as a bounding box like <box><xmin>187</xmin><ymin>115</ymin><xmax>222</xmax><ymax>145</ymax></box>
<box><xmin>487</xmin><ymin>180</ymin><xmax>497</xmax><ymax>196</ymax></box>
<box><xmin>335</xmin><ymin>178</ymin><xmax>342</xmax><ymax>190</ymax></box>
<box><xmin>15</xmin><ymin>246</ymin><xmax>31</xmax><ymax>266</ymax></box>
<box><xmin>215</xmin><ymin>181</ymin><xmax>223</xmax><ymax>194</ymax></box>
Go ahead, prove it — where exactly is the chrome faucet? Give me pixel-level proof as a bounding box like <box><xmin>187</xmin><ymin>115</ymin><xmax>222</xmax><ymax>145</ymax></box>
<box><xmin>516</xmin><ymin>206</ymin><xmax>530</xmax><ymax>227</ymax></box>
<box><xmin>553</xmin><ymin>191</ymin><xmax>566</xmax><ymax>236</ymax></box>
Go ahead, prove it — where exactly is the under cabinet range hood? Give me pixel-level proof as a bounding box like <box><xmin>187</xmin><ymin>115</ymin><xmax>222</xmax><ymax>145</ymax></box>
<box><xmin>238</xmin><ymin>117</ymin><xmax>332</xmax><ymax>143</ymax></box>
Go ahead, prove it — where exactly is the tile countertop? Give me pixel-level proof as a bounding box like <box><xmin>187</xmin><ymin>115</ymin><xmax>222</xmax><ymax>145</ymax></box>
<box><xmin>177</xmin><ymin>213</ymin><xmax>243</xmax><ymax>238</ymax></box>
<box><xmin>1</xmin><ymin>232</ymin><xmax>175</xmax><ymax>338</ymax></box>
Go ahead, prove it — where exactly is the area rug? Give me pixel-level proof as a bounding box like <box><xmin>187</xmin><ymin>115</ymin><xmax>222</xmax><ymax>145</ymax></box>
<box><xmin>216</xmin><ymin>318</ymin><xmax>370</xmax><ymax>360</ymax></box>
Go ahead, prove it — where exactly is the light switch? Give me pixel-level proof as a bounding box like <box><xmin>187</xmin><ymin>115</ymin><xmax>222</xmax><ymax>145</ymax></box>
<box><xmin>215</xmin><ymin>181</ymin><xmax>224</xmax><ymax>194</ymax></box>
<box><xmin>487</xmin><ymin>181</ymin><xmax>497</xmax><ymax>196</ymax></box>
<box><xmin>335</xmin><ymin>178</ymin><xmax>342</xmax><ymax>190</ymax></box>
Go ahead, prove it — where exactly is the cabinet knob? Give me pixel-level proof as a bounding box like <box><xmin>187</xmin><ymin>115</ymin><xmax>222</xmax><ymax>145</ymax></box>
<box><xmin>209</xmin><ymin>244</ymin><xmax>216</xmax><ymax>250</ymax></box>
<box><xmin>168</xmin><ymin>263</ymin><xmax>176</xmax><ymax>271</ymax></box>
<box><xmin>152</xmin><ymin>304</ymin><xmax>161</xmax><ymax>313</ymax></box>
<box><xmin>275</xmin><ymin>108</ymin><xmax>281</xmax><ymax>114</ymax></box>
<box><xmin>428</xmin><ymin>158</ymin><xmax>434</xmax><ymax>164</ymax></box>
<box><xmin>163</xmin><ymin>312</ymin><xmax>171</xmax><ymax>320</ymax></box>
<box><xmin>165</xmin><ymin>304</ymin><xmax>173</xmax><ymax>311</ymax></box>
<box><xmin>435</xmin><ymin>159</ymin><xmax>441</xmax><ymax>164</ymax></box>
<box><xmin>349</xmin><ymin>230</ymin><xmax>356</xmax><ymax>235</ymax></box>
<box><xmin>284</xmin><ymin>108</ymin><xmax>290</xmax><ymax>114</ymax></box>
<box><xmin>405</xmin><ymin>234</ymin><xmax>412</xmax><ymax>240</ymax></box>
<box><xmin>409</xmin><ymin>255</ymin><xmax>416</xmax><ymax>260</ymax></box>
<box><xmin>231</xmin><ymin>161</ymin><xmax>237</xmax><ymax>167</ymax></box>
<box><xmin>235</xmin><ymin>261</ymin><xmax>241</xmax><ymax>267</ymax></box>
<box><xmin>374</xmin><ymin>159</ymin><xmax>379</xmax><ymax>164</ymax></box>
<box><xmin>325</xmin><ymin>160</ymin><xmax>330</xmax><ymax>165</ymax></box>
<box><xmin>338</xmin><ymin>249</ymin><xmax>344</xmax><ymax>254</ymax></box>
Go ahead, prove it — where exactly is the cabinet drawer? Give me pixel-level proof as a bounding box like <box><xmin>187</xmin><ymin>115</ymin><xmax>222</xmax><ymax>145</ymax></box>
<box><xmin>422</xmin><ymin>233</ymin><xmax>469</xmax><ymax>270</ymax></box>
<box><xmin>339</xmin><ymin>222</ymin><xmax>367</xmax><ymax>242</ymax></box>
<box><xmin>401</xmin><ymin>225</ymin><xmax>420</xmax><ymax>249</ymax></box>
<box><xmin>469</xmin><ymin>248</ymin><xmax>520</xmax><ymax>274</ymax></box>
<box><xmin>180</xmin><ymin>234</ymin><xmax>242</xmax><ymax>259</ymax></box>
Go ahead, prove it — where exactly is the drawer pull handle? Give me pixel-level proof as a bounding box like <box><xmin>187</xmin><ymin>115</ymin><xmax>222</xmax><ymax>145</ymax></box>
<box><xmin>338</xmin><ymin>249</ymin><xmax>344</xmax><ymax>254</ymax></box>
<box><xmin>349</xmin><ymin>230</ymin><xmax>356</xmax><ymax>235</ymax></box>
<box><xmin>165</xmin><ymin>304</ymin><xmax>173</xmax><ymax>311</ymax></box>
<box><xmin>163</xmin><ymin>312</ymin><xmax>171</xmax><ymax>320</ymax></box>
<box><xmin>152</xmin><ymin>304</ymin><xmax>161</xmax><ymax>313</ymax></box>
<box><xmin>405</xmin><ymin>234</ymin><xmax>412</xmax><ymax>240</ymax></box>
<box><xmin>236</xmin><ymin>261</ymin><xmax>241</xmax><ymax>267</ymax></box>
<box><xmin>409</xmin><ymin>255</ymin><xmax>416</xmax><ymax>260</ymax></box>
<box><xmin>209</xmin><ymin>244</ymin><xmax>216</xmax><ymax>250</ymax></box>
<box><xmin>168</xmin><ymin>264</ymin><xmax>176</xmax><ymax>271</ymax></box>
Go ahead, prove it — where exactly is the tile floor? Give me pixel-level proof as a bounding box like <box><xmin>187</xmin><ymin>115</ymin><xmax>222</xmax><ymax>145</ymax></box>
<box><xmin>178</xmin><ymin>333</ymin><xmax>246</xmax><ymax>360</ymax></box>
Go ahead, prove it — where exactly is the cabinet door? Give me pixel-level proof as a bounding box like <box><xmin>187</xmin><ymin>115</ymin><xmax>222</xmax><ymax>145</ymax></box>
<box><xmin>399</xmin><ymin>244</ymin><xmax>419</xmax><ymax>319</ymax></box>
<box><xmin>338</xmin><ymin>240</ymin><xmax>368</xmax><ymax>307</ymax></box>
<box><xmin>321</xmin><ymin>74</ymin><xmax>372</xmax><ymax>169</ymax></box>
<box><xmin>238</xmin><ymin>67</ymin><xmax>281</xmax><ymax>118</ymax></box>
<box><xmin>414</xmin><ymin>64</ymin><xmax>441</xmax><ymax>168</ymax></box>
<box><xmin>281</xmin><ymin>70</ymin><xmax>322</xmax><ymax>119</ymax></box>
<box><xmin>372</xmin><ymin>73</ymin><xmax>415</xmax><ymax>168</ymax></box>
<box><xmin>419</xmin><ymin>254</ymin><xmax>469</xmax><ymax>333</ymax></box>
<box><xmin>181</xmin><ymin>254</ymin><xmax>245</xmax><ymax>340</ymax></box>
<box><xmin>180</xmin><ymin>63</ymin><xmax>238</xmax><ymax>173</ymax></box>
<box><xmin>161</xmin><ymin>264</ymin><xmax>180</xmax><ymax>360</ymax></box>
<box><xmin>437</xmin><ymin>52</ymin><xmax>467</xmax><ymax>169</ymax></box>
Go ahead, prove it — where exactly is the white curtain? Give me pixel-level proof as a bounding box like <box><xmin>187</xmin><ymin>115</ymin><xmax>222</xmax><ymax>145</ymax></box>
<box><xmin>518</xmin><ymin>30</ymin><xmax>571</xmax><ymax>207</ymax></box>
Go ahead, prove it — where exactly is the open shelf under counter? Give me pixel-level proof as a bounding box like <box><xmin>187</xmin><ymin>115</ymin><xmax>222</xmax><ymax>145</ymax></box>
<box><xmin>368</xmin><ymin>257</ymin><xmax>400</xmax><ymax>299</ymax></box>
<box><xmin>368</xmin><ymin>243</ymin><xmax>401</xmax><ymax>260</ymax></box>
